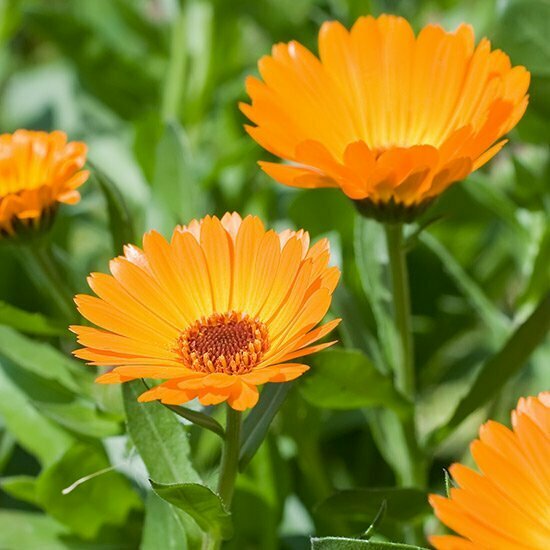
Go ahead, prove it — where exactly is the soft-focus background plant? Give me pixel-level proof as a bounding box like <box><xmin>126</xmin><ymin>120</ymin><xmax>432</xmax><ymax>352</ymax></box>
<box><xmin>0</xmin><ymin>0</ymin><xmax>548</xmax><ymax>548</ymax></box>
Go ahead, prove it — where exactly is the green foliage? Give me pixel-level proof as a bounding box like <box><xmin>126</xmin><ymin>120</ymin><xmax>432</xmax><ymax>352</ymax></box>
<box><xmin>35</xmin><ymin>443</ymin><xmax>141</xmax><ymax>539</ymax></box>
<box><xmin>151</xmin><ymin>480</ymin><xmax>233</xmax><ymax>540</ymax></box>
<box><xmin>0</xmin><ymin>0</ymin><xmax>548</xmax><ymax>548</ymax></box>
<box><xmin>311</xmin><ymin>539</ymin><xmax>429</xmax><ymax>550</ymax></box>
<box><xmin>301</xmin><ymin>349</ymin><xmax>410</xmax><ymax>415</ymax></box>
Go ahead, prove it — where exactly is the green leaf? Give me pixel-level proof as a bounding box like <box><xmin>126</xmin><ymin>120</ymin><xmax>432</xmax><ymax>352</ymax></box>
<box><xmin>123</xmin><ymin>381</ymin><xmax>201</xmax><ymax>484</ymax></box>
<box><xmin>151</xmin><ymin>480</ymin><xmax>233</xmax><ymax>540</ymax></box>
<box><xmin>420</xmin><ymin>232</ymin><xmax>509</xmax><ymax>344</ymax></box>
<box><xmin>317</xmin><ymin>488</ymin><xmax>430</xmax><ymax>524</ymax></box>
<box><xmin>0</xmin><ymin>302</ymin><xmax>65</xmax><ymax>336</ymax></box>
<box><xmin>37</xmin><ymin>400</ymin><xmax>122</xmax><ymax>438</ymax></box>
<box><xmin>0</xmin><ymin>362</ymin><xmax>73</xmax><ymax>465</ymax></box>
<box><xmin>0</xmin><ymin>326</ymin><xmax>81</xmax><ymax>393</ymax></box>
<box><xmin>36</xmin><ymin>442</ymin><xmax>142</xmax><ymax>539</ymax></box>
<box><xmin>311</xmin><ymin>538</ymin><xmax>429</xmax><ymax>550</ymax></box>
<box><xmin>434</xmin><ymin>292</ymin><xmax>550</xmax><ymax>443</ymax></box>
<box><xmin>354</xmin><ymin>217</ymin><xmax>400</xmax><ymax>374</ymax></box>
<box><xmin>239</xmin><ymin>382</ymin><xmax>293</xmax><ymax>471</ymax></box>
<box><xmin>149</xmin><ymin>121</ymin><xmax>204</xmax><ymax>233</ymax></box>
<box><xmin>301</xmin><ymin>349</ymin><xmax>410</xmax><ymax>416</ymax></box>
<box><xmin>141</xmin><ymin>492</ymin><xmax>189</xmax><ymax>550</ymax></box>
<box><xmin>0</xmin><ymin>511</ymin><xmax>73</xmax><ymax>550</ymax></box>
<box><xmin>0</xmin><ymin>475</ymin><xmax>38</xmax><ymax>505</ymax></box>
<box><xmin>91</xmin><ymin>164</ymin><xmax>135</xmax><ymax>253</ymax></box>
<box><xmin>166</xmin><ymin>404</ymin><xmax>224</xmax><ymax>438</ymax></box>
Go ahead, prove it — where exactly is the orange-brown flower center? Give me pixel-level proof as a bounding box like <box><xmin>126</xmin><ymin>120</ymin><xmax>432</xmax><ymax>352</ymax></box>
<box><xmin>177</xmin><ymin>311</ymin><xmax>270</xmax><ymax>374</ymax></box>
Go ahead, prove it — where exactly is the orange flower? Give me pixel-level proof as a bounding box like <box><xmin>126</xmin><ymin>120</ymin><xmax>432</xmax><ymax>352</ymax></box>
<box><xmin>71</xmin><ymin>213</ymin><xmax>340</xmax><ymax>411</ymax></box>
<box><xmin>429</xmin><ymin>392</ymin><xmax>550</xmax><ymax>549</ymax></box>
<box><xmin>0</xmin><ymin>130</ymin><xmax>89</xmax><ymax>238</ymax></box>
<box><xmin>242</xmin><ymin>15</ymin><xmax>530</xmax><ymax>221</ymax></box>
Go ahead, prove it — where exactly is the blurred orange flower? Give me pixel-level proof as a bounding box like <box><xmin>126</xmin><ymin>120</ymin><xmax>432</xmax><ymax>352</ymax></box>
<box><xmin>72</xmin><ymin>213</ymin><xmax>340</xmax><ymax>411</ymax></box>
<box><xmin>242</xmin><ymin>15</ymin><xmax>530</xmax><ymax>221</ymax></box>
<box><xmin>0</xmin><ymin>130</ymin><xmax>88</xmax><ymax>237</ymax></box>
<box><xmin>430</xmin><ymin>392</ymin><xmax>550</xmax><ymax>549</ymax></box>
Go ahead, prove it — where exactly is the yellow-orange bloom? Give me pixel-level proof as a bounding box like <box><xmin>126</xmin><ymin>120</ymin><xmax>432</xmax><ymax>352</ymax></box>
<box><xmin>0</xmin><ymin>130</ymin><xmax>89</xmax><ymax>238</ymax></box>
<box><xmin>71</xmin><ymin>213</ymin><xmax>340</xmax><ymax>411</ymax></box>
<box><xmin>429</xmin><ymin>392</ymin><xmax>550</xmax><ymax>549</ymax></box>
<box><xmin>242</xmin><ymin>15</ymin><xmax>530</xmax><ymax>221</ymax></box>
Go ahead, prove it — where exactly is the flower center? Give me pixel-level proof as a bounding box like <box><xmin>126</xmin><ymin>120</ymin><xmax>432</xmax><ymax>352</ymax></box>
<box><xmin>177</xmin><ymin>311</ymin><xmax>270</xmax><ymax>374</ymax></box>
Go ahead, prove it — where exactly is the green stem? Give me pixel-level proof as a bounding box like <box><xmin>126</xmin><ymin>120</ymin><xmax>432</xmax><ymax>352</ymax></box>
<box><xmin>384</xmin><ymin>223</ymin><xmax>415</xmax><ymax>399</ymax></box>
<box><xmin>162</xmin><ymin>6</ymin><xmax>187</xmax><ymax>121</ymax></box>
<box><xmin>384</xmin><ymin>223</ymin><xmax>424</xmax><ymax>545</ymax></box>
<box><xmin>16</xmin><ymin>241</ymin><xmax>76</xmax><ymax>322</ymax></box>
<box><xmin>202</xmin><ymin>405</ymin><xmax>242</xmax><ymax>550</ymax></box>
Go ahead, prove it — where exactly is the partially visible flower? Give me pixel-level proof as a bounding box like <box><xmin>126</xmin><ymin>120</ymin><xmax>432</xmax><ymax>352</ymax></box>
<box><xmin>429</xmin><ymin>392</ymin><xmax>550</xmax><ymax>549</ymax></box>
<box><xmin>242</xmin><ymin>14</ymin><xmax>530</xmax><ymax>222</ymax></box>
<box><xmin>71</xmin><ymin>213</ymin><xmax>340</xmax><ymax>411</ymax></box>
<box><xmin>0</xmin><ymin>130</ymin><xmax>88</xmax><ymax>239</ymax></box>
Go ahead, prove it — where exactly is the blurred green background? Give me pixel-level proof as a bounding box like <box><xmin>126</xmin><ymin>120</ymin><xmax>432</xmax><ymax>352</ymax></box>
<box><xmin>0</xmin><ymin>0</ymin><xmax>548</xmax><ymax>548</ymax></box>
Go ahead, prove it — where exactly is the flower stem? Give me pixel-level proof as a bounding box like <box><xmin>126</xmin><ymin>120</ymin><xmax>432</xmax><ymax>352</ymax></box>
<box><xmin>384</xmin><ymin>223</ymin><xmax>424</xmax><ymax>545</ymax></box>
<box><xmin>202</xmin><ymin>405</ymin><xmax>242</xmax><ymax>550</ymax></box>
<box><xmin>384</xmin><ymin>223</ymin><xmax>415</xmax><ymax>400</ymax></box>
<box><xmin>16</xmin><ymin>241</ymin><xmax>76</xmax><ymax>322</ymax></box>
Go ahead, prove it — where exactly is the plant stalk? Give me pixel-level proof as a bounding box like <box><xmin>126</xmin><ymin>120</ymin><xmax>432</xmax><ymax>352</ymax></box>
<box><xmin>16</xmin><ymin>241</ymin><xmax>76</xmax><ymax>322</ymax></box>
<box><xmin>384</xmin><ymin>223</ymin><xmax>415</xmax><ymax>400</ymax></box>
<box><xmin>202</xmin><ymin>405</ymin><xmax>242</xmax><ymax>550</ymax></box>
<box><xmin>384</xmin><ymin>223</ymin><xmax>424</xmax><ymax>545</ymax></box>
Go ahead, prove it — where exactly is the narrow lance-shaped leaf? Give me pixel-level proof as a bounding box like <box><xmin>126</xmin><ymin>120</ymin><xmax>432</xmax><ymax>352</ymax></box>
<box><xmin>420</xmin><ymin>232</ymin><xmax>509</xmax><ymax>344</ymax></box>
<box><xmin>311</xmin><ymin>537</ymin><xmax>429</xmax><ymax>549</ymax></box>
<box><xmin>239</xmin><ymin>382</ymin><xmax>293</xmax><ymax>471</ymax></box>
<box><xmin>150</xmin><ymin>480</ymin><xmax>233</xmax><ymax>540</ymax></box>
<box><xmin>91</xmin><ymin>164</ymin><xmax>135</xmax><ymax>254</ymax></box>
<box><xmin>0</xmin><ymin>301</ymin><xmax>66</xmax><ymax>336</ymax></box>
<box><xmin>433</xmin><ymin>292</ymin><xmax>550</xmax><ymax>444</ymax></box>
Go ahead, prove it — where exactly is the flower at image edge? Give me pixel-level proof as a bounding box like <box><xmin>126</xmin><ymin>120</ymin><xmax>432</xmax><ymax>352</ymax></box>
<box><xmin>0</xmin><ymin>130</ymin><xmax>89</xmax><ymax>238</ymax></box>
<box><xmin>242</xmin><ymin>14</ymin><xmax>530</xmax><ymax>221</ymax></box>
<box><xmin>71</xmin><ymin>213</ymin><xmax>340</xmax><ymax>411</ymax></box>
<box><xmin>429</xmin><ymin>392</ymin><xmax>550</xmax><ymax>549</ymax></box>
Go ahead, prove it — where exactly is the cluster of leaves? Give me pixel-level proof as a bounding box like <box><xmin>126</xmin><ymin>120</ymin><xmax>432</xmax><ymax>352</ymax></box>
<box><xmin>0</xmin><ymin>0</ymin><xmax>548</xmax><ymax>548</ymax></box>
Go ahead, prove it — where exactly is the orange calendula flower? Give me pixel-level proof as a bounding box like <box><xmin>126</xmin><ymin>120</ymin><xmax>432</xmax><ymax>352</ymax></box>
<box><xmin>242</xmin><ymin>14</ymin><xmax>530</xmax><ymax>222</ymax></box>
<box><xmin>0</xmin><ymin>130</ymin><xmax>89</xmax><ymax>238</ymax></box>
<box><xmin>429</xmin><ymin>392</ymin><xmax>550</xmax><ymax>549</ymax></box>
<box><xmin>71</xmin><ymin>213</ymin><xmax>340</xmax><ymax>411</ymax></box>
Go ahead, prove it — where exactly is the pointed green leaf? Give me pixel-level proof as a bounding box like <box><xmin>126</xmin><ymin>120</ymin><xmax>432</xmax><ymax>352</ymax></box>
<box><xmin>239</xmin><ymin>382</ymin><xmax>293</xmax><ymax>471</ymax></box>
<box><xmin>420</xmin><ymin>232</ymin><xmax>509</xmax><ymax>343</ymax></box>
<box><xmin>123</xmin><ymin>381</ymin><xmax>201</xmax><ymax>484</ymax></box>
<box><xmin>0</xmin><ymin>475</ymin><xmax>38</xmax><ymax>505</ymax></box>
<box><xmin>91</xmin><ymin>164</ymin><xmax>135</xmax><ymax>253</ymax></box>
<box><xmin>311</xmin><ymin>538</ymin><xmax>428</xmax><ymax>550</ymax></box>
<box><xmin>354</xmin><ymin>217</ymin><xmax>400</xmax><ymax>374</ymax></box>
<box><xmin>0</xmin><ymin>302</ymin><xmax>65</xmax><ymax>336</ymax></box>
<box><xmin>150</xmin><ymin>480</ymin><xmax>233</xmax><ymax>540</ymax></box>
<box><xmin>0</xmin><ymin>326</ymin><xmax>81</xmax><ymax>393</ymax></box>
<box><xmin>0</xmin><ymin>363</ymin><xmax>73</xmax><ymax>465</ymax></box>
<box><xmin>434</xmin><ymin>292</ymin><xmax>550</xmax><ymax>443</ymax></box>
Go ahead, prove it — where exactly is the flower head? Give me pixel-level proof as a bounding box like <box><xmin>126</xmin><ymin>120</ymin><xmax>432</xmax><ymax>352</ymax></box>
<box><xmin>0</xmin><ymin>130</ymin><xmax>89</xmax><ymax>239</ymax></box>
<box><xmin>242</xmin><ymin>15</ymin><xmax>530</xmax><ymax>222</ymax></box>
<box><xmin>429</xmin><ymin>392</ymin><xmax>550</xmax><ymax>549</ymax></box>
<box><xmin>71</xmin><ymin>213</ymin><xmax>340</xmax><ymax>411</ymax></box>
